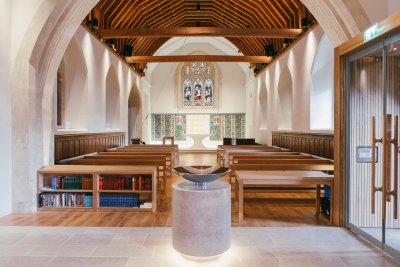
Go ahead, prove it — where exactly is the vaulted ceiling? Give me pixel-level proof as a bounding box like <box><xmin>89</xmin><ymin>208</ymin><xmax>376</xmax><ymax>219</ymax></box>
<box><xmin>85</xmin><ymin>0</ymin><xmax>315</xmax><ymax>75</ymax></box>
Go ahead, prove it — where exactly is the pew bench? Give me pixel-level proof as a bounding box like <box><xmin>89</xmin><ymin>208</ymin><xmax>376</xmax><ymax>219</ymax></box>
<box><xmin>234</xmin><ymin>170</ymin><xmax>334</xmax><ymax>223</ymax></box>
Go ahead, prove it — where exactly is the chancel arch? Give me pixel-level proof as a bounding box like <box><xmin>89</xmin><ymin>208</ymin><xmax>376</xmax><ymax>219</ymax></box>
<box><xmin>7</xmin><ymin>0</ymin><xmax>395</xmax><ymax>215</ymax></box>
<box><xmin>310</xmin><ymin>34</ymin><xmax>334</xmax><ymax>130</ymax></box>
<box><xmin>105</xmin><ymin>64</ymin><xmax>120</xmax><ymax>129</ymax></box>
<box><xmin>277</xmin><ymin>65</ymin><xmax>293</xmax><ymax>130</ymax></box>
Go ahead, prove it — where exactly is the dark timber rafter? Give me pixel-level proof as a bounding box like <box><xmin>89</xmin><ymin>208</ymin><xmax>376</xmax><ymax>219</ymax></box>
<box><xmin>125</xmin><ymin>55</ymin><xmax>273</xmax><ymax>63</ymax></box>
<box><xmin>97</xmin><ymin>27</ymin><xmax>303</xmax><ymax>39</ymax></box>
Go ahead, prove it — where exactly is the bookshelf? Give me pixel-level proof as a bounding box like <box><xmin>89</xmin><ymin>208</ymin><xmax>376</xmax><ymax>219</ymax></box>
<box><xmin>37</xmin><ymin>165</ymin><xmax>157</xmax><ymax>213</ymax></box>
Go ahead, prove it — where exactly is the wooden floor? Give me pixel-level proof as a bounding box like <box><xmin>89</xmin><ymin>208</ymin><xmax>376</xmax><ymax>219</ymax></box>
<box><xmin>0</xmin><ymin>151</ymin><xmax>331</xmax><ymax>227</ymax></box>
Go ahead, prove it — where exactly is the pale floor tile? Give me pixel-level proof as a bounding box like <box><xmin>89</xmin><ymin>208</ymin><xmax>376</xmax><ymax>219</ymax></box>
<box><xmin>47</xmin><ymin>256</ymin><xmax>128</xmax><ymax>267</ymax></box>
<box><xmin>126</xmin><ymin>257</ymin><xmax>153</xmax><ymax>267</ymax></box>
<box><xmin>49</xmin><ymin>227</ymin><xmax>89</xmax><ymax>234</ymax></box>
<box><xmin>239</xmin><ymin>257</ymin><xmax>280</xmax><ymax>267</ymax></box>
<box><xmin>228</xmin><ymin>246</ymin><xmax>261</xmax><ymax>258</ymax></box>
<box><xmin>0</xmin><ymin>256</ymin><xmax>52</xmax><ymax>267</ymax></box>
<box><xmin>90</xmin><ymin>245</ymin><xmax>154</xmax><ymax>257</ymax></box>
<box><xmin>0</xmin><ymin>226</ymin><xmax>56</xmax><ymax>234</ymax></box>
<box><xmin>85</xmin><ymin>226</ymin><xmax>132</xmax><ymax>235</ymax></box>
<box><xmin>340</xmin><ymin>255</ymin><xmax>399</xmax><ymax>267</ymax></box>
<box><xmin>27</xmin><ymin>245</ymin><xmax>97</xmax><ymax>257</ymax></box>
<box><xmin>16</xmin><ymin>233</ymin><xmax>71</xmax><ymax>246</ymax></box>
<box><xmin>63</xmin><ymin>233</ymin><xmax>114</xmax><ymax>246</ymax></box>
<box><xmin>0</xmin><ymin>245</ymin><xmax>36</xmax><ymax>256</ymax></box>
<box><xmin>110</xmin><ymin>233</ymin><xmax>148</xmax><ymax>246</ymax></box>
<box><xmin>129</xmin><ymin>227</ymin><xmax>170</xmax><ymax>235</ymax></box>
<box><xmin>0</xmin><ymin>233</ymin><xmax>26</xmax><ymax>245</ymax></box>
<box><xmin>231</xmin><ymin>233</ymin><xmax>273</xmax><ymax>246</ymax></box>
<box><xmin>144</xmin><ymin>234</ymin><xmax>172</xmax><ymax>246</ymax></box>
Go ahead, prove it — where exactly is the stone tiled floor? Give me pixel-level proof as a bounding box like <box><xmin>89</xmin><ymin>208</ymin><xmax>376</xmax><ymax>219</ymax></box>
<box><xmin>0</xmin><ymin>226</ymin><xmax>398</xmax><ymax>267</ymax></box>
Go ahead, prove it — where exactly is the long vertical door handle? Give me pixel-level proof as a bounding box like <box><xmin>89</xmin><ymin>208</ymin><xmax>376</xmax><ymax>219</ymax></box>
<box><xmin>392</xmin><ymin>116</ymin><xmax>398</xmax><ymax>219</ymax></box>
<box><xmin>371</xmin><ymin>116</ymin><xmax>377</xmax><ymax>214</ymax></box>
<box><xmin>382</xmin><ymin>115</ymin><xmax>389</xmax><ymax>221</ymax></box>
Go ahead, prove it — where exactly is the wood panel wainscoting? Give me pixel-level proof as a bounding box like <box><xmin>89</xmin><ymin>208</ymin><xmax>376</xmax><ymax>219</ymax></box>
<box><xmin>272</xmin><ymin>131</ymin><xmax>334</xmax><ymax>160</ymax></box>
<box><xmin>54</xmin><ymin>132</ymin><xmax>125</xmax><ymax>163</ymax></box>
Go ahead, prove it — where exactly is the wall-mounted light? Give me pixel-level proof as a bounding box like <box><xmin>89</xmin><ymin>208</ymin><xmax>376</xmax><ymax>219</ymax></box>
<box><xmin>282</xmin><ymin>38</ymin><xmax>290</xmax><ymax>49</ymax></box>
<box><xmin>301</xmin><ymin>18</ymin><xmax>311</xmax><ymax>31</ymax></box>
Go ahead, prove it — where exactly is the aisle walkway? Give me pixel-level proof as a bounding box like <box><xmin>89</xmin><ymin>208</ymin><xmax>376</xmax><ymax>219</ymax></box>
<box><xmin>0</xmin><ymin>226</ymin><xmax>397</xmax><ymax>267</ymax></box>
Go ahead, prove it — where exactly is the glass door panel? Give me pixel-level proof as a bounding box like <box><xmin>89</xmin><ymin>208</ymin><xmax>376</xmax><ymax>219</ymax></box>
<box><xmin>384</xmin><ymin>38</ymin><xmax>400</xmax><ymax>255</ymax></box>
<box><xmin>348</xmin><ymin>47</ymin><xmax>384</xmax><ymax>245</ymax></box>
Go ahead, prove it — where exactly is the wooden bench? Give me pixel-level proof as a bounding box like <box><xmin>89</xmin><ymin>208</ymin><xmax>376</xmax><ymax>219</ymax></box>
<box><xmin>98</xmin><ymin>151</ymin><xmax>173</xmax><ymax>173</ymax></box>
<box><xmin>84</xmin><ymin>155</ymin><xmax>170</xmax><ymax>177</ymax></box>
<box><xmin>110</xmin><ymin>145</ymin><xmax>179</xmax><ymax>166</ymax></box>
<box><xmin>234</xmin><ymin>170</ymin><xmax>334</xmax><ymax>223</ymax></box>
<box><xmin>217</xmin><ymin>145</ymin><xmax>284</xmax><ymax>163</ymax></box>
<box><xmin>219</xmin><ymin>146</ymin><xmax>290</xmax><ymax>166</ymax></box>
<box><xmin>229</xmin><ymin>163</ymin><xmax>334</xmax><ymax>183</ymax></box>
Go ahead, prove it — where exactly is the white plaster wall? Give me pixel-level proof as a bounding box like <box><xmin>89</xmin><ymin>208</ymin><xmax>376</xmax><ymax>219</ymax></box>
<box><xmin>148</xmin><ymin>39</ymin><xmax>247</xmax><ymax>115</ymax></box>
<box><xmin>0</xmin><ymin>0</ymin><xmax>12</xmax><ymax>217</ymax></box>
<box><xmin>249</xmin><ymin>26</ymin><xmax>327</xmax><ymax>145</ymax></box>
<box><xmin>388</xmin><ymin>0</ymin><xmax>400</xmax><ymax>15</ymax></box>
<box><xmin>358</xmin><ymin>0</ymin><xmax>400</xmax><ymax>28</ymax></box>
<box><xmin>105</xmin><ymin>65</ymin><xmax>121</xmax><ymax>129</ymax></box>
<box><xmin>63</xmin><ymin>36</ymin><xmax>89</xmax><ymax>130</ymax></box>
<box><xmin>310</xmin><ymin>34</ymin><xmax>334</xmax><ymax>130</ymax></box>
<box><xmin>10</xmin><ymin>0</ymin><xmax>44</xmax><ymax>63</ymax></box>
<box><xmin>55</xmin><ymin>26</ymin><xmax>139</xmax><ymax>139</ymax></box>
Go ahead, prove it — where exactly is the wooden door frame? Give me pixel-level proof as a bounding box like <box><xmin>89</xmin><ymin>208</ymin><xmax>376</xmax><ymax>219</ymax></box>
<box><xmin>334</xmin><ymin>11</ymin><xmax>400</xmax><ymax>226</ymax></box>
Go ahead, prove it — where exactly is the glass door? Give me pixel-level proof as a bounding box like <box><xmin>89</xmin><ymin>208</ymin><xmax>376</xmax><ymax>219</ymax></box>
<box><xmin>347</xmin><ymin>33</ymin><xmax>400</xmax><ymax>261</ymax></box>
<box><xmin>383</xmin><ymin>37</ymin><xmax>400</xmax><ymax>258</ymax></box>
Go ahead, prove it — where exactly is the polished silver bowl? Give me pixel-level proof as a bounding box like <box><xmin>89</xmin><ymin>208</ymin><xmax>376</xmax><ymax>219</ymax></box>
<box><xmin>173</xmin><ymin>166</ymin><xmax>230</xmax><ymax>184</ymax></box>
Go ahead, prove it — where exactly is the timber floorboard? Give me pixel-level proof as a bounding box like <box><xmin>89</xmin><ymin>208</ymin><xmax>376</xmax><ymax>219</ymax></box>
<box><xmin>0</xmin><ymin>152</ymin><xmax>331</xmax><ymax>227</ymax></box>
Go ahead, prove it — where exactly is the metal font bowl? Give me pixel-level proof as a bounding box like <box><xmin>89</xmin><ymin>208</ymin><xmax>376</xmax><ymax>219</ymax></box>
<box><xmin>172</xmin><ymin>166</ymin><xmax>230</xmax><ymax>184</ymax></box>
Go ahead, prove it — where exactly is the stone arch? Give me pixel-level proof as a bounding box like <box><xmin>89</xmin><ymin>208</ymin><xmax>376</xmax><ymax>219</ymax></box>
<box><xmin>310</xmin><ymin>34</ymin><xmax>334</xmax><ymax>130</ymax></box>
<box><xmin>277</xmin><ymin>66</ymin><xmax>293</xmax><ymax>130</ymax></box>
<box><xmin>128</xmin><ymin>84</ymin><xmax>143</xmax><ymax>141</ymax></box>
<box><xmin>300</xmin><ymin>0</ymin><xmax>370</xmax><ymax>47</ymax></box>
<box><xmin>105</xmin><ymin>64</ymin><xmax>120</xmax><ymax>129</ymax></box>
<box><xmin>63</xmin><ymin>36</ymin><xmax>89</xmax><ymax>130</ymax></box>
<box><xmin>8</xmin><ymin>0</ymin><xmax>379</xmax><ymax>212</ymax></box>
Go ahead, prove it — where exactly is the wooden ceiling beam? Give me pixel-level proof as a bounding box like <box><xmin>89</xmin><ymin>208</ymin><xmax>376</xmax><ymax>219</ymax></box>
<box><xmin>125</xmin><ymin>55</ymin><xmax>273</xmax><ymax>63</ymax></box>
<box><xmin>98</xmin><ymin>27</ymin><xmax>302</xmax><ymax>39</ymax></box>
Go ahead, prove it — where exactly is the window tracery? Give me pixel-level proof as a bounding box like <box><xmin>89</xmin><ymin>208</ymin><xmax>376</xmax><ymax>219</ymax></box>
<box><xmin>182</xmin><ymin>62</ymin><xmax>214</xmax><ymax>108</ymax></box>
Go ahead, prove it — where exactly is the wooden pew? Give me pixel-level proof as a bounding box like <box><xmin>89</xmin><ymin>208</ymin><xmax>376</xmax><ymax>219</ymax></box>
<box><xmin>83</xmin><ymin>154</ymin><xmax>169</xmax><ymax>176</ymax></box>
<box><xmin>233</xmin><ymin>159</ymin><xmax>332</xmax><ymax>165</ymax></box>
<box><xmin>229</xmin><ymin>153</ymin><xmax>313</xmax><ymax>165</ymax></box>
<box><xmin>68</xmin><ymin>158</ymin><xmax>167</xmax><ymax>194</ymax></box>
<box><xmin>111</xmin><ymin>145</ymin><xmax>179</xmax><ymax>166</ymax></box>
<box><xmin>217</xmin><ymin>145</ymin><xmax>286</xmax><ymax>164</ymax></box>
<box><xmin>229</xmin><ymin>163</ymin><xmax>334</xmax><ymax>183</ymax></box>
<box><xmin>221</xmin><ymin>149</ymin><xmax>293</xmax><ymax>166</ymax></box>
<box><xmin>98</xmin><ymin>152</ymin><xmax>173</xmax><ymax>173</ymax></box>
<box><xmin>234</xmin><ymin>170</ymin><xmax>334</xmax><ymax>223</ymax></box>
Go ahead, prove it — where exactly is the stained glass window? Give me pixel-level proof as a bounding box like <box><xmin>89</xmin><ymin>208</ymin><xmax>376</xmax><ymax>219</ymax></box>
<box><xmin>182</xmin><ymin>62</ymin><xmax>214</xmax><ymax>108</ymax></box>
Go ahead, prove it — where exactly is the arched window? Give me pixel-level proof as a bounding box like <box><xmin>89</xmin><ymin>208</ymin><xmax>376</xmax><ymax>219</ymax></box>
<box><xmin>56</xmin><ymin>63</ymin><xmax>65</xmax><ymax>127</ymax></box>
<box><xmin>182</xmin><ymin>62</ymin><xmax>214</xmax><ymax>108</ymax></box>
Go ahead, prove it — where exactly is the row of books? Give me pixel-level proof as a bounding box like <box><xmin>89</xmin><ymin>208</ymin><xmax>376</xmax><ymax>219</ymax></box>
<box><xmin>51</xmin><ymin>176</ymin><xmax>92</xmax><ymax>190</ymax></box>
<box><xmin>132</xmin><ymin>176</ymin><xmax>152</xmax><ymax>191</ymax></box>
<box><xmin>99</xmin><ymin>193</ymin><xmax>140</xmax><ymax>207</ymax></box>
<box><xmin>39</xmin><ymin>193</ymin><xmax>93</xmax><ymax>207</ymax></box>
<box><xmin>98</xmin><ymin>176</ymin><xmax>152</xmax><ymax>191</ymax></box>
